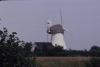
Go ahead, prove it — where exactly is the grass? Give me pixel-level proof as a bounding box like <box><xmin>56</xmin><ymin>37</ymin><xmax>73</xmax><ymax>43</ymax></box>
<box><xmin>36</xmin><ymin>57</ymin><xmax>92</xmax><ymax>67</ymax></box>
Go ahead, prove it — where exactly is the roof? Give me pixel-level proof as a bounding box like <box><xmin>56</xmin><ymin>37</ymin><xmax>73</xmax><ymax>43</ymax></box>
<box><xmin>34</xmin><ymin>42</ymin><xmax>54</xmax><ymax>50</ymax></box>
<box><xmin>50</xmin><ymin>24</ymin><xmax>64</xmax><ymax>34</ymax></box>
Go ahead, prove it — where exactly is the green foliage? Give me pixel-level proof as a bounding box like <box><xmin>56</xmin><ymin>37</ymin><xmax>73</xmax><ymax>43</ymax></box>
<box><xmin>90</xmin><ymin>58</ymin><xmax>100</xmax><ymax>67</ymax></box>
<box><xmin>24</xmin><ymin>42</ymin><xmax>33</xmax><ymax>57</ymax></box>
<box><xmin>84</xmin><ymin>61</ymin><xmax>92</xmax><ymax>67</ymax></box>
<box><xmin>0</xmin><ymin>28</ymin><xmax>36</xmax><ymax>67</ymax></box>
<box><xmin>89</xmin><ymin>46</ymin><xmax>100</xmax><ymax>57</ymax></box>
<box><xmin>42</xmin><ymin>44</ymin><xmax>49</xmax><ymax>52</ymax></box>
<box><xmin>90</xmin><ymin>46</ymin><xmax>100</xmax><ymax>52</ymax></box>
<box><xmin>33</xmin><ymin>45</ymin><xmax>100</xmax><ymax>57</ymax></box>
<box><xmin>51</xmin><ymin>46</ymin><xmax>66</xmax><ymax>56</ymax></box>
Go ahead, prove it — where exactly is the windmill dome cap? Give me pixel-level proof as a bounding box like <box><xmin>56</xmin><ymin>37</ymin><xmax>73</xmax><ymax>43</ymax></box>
<box><xmin>50</xmin><ymin>24</ymin><xmax>64</xmax><ymax>34</ymax></box>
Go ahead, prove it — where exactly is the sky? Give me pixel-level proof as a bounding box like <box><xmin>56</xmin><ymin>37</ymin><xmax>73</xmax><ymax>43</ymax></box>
<box><xmin>0</xmin><ymin>0</ymin><xmax>100</xmax><ymax>50</ymax></box>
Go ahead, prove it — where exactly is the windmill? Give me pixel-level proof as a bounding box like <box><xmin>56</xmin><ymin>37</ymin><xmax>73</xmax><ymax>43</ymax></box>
<box><xmin>45</xmin><ymin>8</ymin><xmax>72</xmax><ymax>50</ymax></box>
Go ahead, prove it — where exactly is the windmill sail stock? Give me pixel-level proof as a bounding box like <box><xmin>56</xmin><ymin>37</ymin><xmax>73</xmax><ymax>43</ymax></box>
<box><xmin>59</xmin><ymin>8</ymin><xmax>63</xmax><ymax>27</ymax></box>
<box><xmin>59</xmin><ymin>8</ymin><xmax>73</xmax><ymax>34</ymax></box>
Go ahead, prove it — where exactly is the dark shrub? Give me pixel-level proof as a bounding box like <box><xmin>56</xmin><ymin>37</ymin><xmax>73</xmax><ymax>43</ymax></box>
<box><xmin>90</xmin><ymin>57</ymin><xmax>100</xmax><ymax>67</ymax></box>
<box><xmin>0</xmin><ymin>28</ymin><xmax>36</xmax><ymax>67</ymax></box>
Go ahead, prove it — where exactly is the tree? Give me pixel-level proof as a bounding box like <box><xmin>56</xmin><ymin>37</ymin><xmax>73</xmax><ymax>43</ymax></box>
<box><xmin>0</xmin><ymin>28</ymin><xmax>36</xmax><ymax>67</ymax></box>
<box><xmin>90</xmin><ymin>46</ymin><xmax>100</xmax><ymax>52</ymax></box>
<box><xmin>24</xmin><ymin>42</ymin><xmax>33</xmax><ymax>57</ymax></box>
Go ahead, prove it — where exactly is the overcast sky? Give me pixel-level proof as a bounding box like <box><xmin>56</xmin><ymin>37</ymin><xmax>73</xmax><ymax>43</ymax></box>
<box><xmin>0</xmin><ymin>0</ymin><xmax>100</xmax><ymax>50</ymax></box>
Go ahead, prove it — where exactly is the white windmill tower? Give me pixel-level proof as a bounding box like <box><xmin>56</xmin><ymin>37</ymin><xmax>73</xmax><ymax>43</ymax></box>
<box><xmin>45</xmin><ymin>8</ymin><xmax>72</xmax><ymax>50</ymax></box>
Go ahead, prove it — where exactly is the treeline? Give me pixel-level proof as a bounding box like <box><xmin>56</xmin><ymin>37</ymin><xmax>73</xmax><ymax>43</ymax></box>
<box><xmin>32</xmin><ymin>45</ymin><xmax>100</xmax><ymax>57</ymax></box>
<box><xmin>24</xmin><ymin>42</ymin><xmax>100</xmax><ymax>57</ymax></box>
<box><xmin>22</xmin><ymin>39</ymin><xmax>100</xmax><ymax>57</ymax></box>
<box><xmin>22</xmin><ymin>43</ymin><xmax>100</xmax><ymax>67</ymax></box>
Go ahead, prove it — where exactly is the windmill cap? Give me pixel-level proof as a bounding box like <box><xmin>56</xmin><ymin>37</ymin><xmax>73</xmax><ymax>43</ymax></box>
<box><xmin>50</xmin><ymin>24</ymin><xmax>64</xmax><ymax>34</ymax></box>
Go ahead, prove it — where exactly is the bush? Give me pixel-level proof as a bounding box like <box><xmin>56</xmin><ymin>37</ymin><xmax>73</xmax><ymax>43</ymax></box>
<box><xmin>84</xmin><ymin>61</ymin><xmax>92</xmax><ymax>67</ymax></box>
<box><xmin>0</xmin><ymin>28</ymin><xmax>36</xmax><ymax>67</ymax></box>
<box><xmin>90</xmin><ymin>57</ymin><xmax>100</xmax><ymax>67</ymax></box>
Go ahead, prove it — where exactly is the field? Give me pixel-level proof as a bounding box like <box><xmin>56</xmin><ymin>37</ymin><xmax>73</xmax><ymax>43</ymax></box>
<box><xmin>36</xmin><ymin>57</ymin><xmax>92</xmax><ymax>67</ymax></box>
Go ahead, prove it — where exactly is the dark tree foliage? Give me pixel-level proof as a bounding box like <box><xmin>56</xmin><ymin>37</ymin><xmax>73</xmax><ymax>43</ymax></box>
<box><xmin>33</xmin><ymin>44</ymin><xmax>51</xmax><ymax>56</ymax></box>
<box><xmin>90</xmin><ymin>45</ymin><xmax>100</xmax><ymax>52</ymax></box>
<box><xmin>0</xmin><ymin>28</ymin><xmax>36</xmax><ymax>67</ymax></box>
<box><xmin>90</xmin><ymin>57</ymin><xmax>100</xmax><ymax>67</ymax></box>
<box><xmin>50</xmin><ymin>46</ymin><xmax>66</xmax><ymax>56</ymax></box>
<box><xmin>33</xmin><ymin>44</ymin><xmax>100</xmax><ymax>57</ymax></box>
<box><xmin>24</xmin><ymin>42</ymin><xmax>33</xmax><ymax>57</ymax></box>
